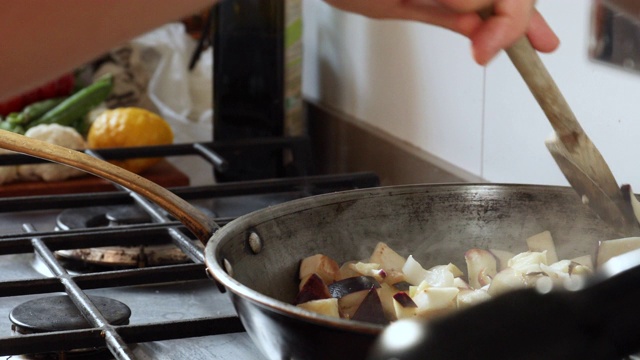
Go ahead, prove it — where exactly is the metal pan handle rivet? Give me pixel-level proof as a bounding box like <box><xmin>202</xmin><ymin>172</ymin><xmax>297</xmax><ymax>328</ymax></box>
<box><xmin>247</xmin><ymin>231</ymin><xmax>263</xmax><ymax>254</ymax></box>
<box><xmin>223</xmin><ymin>258</ymin><xmax>234</xmax><ymax>277</ymax></box>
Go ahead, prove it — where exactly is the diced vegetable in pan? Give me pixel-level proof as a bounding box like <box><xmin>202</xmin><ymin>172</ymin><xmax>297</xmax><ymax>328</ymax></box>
<box><xmin>596</xmin><ymin>237</ymin><xmax>640</xmax><ymax>267</ymax></box>
<box><xmin>293</xmin><ymin>230</ymin><xmax>599</xmax><ymax>325</ymax></box>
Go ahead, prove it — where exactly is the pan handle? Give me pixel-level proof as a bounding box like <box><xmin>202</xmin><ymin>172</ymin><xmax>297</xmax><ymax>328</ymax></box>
<box><xmin>0</xmin><ymin>129</ymin><xmax>218</xmax><ymax>244</ymax></box>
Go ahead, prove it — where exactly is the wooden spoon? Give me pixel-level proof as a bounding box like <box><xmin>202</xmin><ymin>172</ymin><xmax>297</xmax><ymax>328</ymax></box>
<box><xmin>0</xmin><ymin>130</ymin><xmax>217</xmax><ymax>244</ymax></box>
<box><xmin>501</xmin><ymin>35</ymin><xmax>639</xmax><ymax>235</ymax></box>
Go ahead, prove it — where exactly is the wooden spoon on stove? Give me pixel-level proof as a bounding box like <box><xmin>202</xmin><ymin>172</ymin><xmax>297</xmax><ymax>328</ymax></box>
<box><xmin>0</xmin><ymin>130</ymin><xmax>217</xmax><ymax>244</ymax></box>
<box><xmin>495</xmin><ymin>24</ymin><xmax>640</xmax><ymax>235</ymax></box>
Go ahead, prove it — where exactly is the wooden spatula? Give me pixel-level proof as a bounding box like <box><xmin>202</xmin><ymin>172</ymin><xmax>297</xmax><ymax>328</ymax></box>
<box><xmin>502</xmin><ymin>36</ymin><xmax>639</xmax><ymax>235</ymax></box>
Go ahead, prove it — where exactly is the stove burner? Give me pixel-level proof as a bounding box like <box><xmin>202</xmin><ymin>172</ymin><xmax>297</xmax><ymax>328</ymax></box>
<box><xmin>56</xmin><ymin>205</ymin><xmax>216</xmax><ymax>229</ymax></box>
<box><xmin>57</xmin><ymin>206</ymin><xmax>140</xmax><ymax>229</ymax></box>
<box><xmin>53</xmin><ymin>205</ymin><xmax>215</xmax><ymax>269</ymax></box>
<box><xmin>9</xmin><ymin>295</ymin><xmax>131</xmax><ymax>359</ymax></box>
<box><xmin>10</xmin><ymin>295</ymin><xmax>131</xmax><ymax>333</ymax></box>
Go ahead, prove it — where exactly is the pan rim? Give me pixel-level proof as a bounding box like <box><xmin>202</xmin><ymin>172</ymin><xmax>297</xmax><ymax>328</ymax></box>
<box><xmin>204</xmin><ymin>182</ymin><xmax>585</xmax><ymax>332</ymax></box>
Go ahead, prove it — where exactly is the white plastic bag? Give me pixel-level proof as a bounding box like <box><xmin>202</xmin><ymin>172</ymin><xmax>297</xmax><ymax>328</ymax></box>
<box><xmin>94</xmin><ymin>23</ymin><xmax>213</xmax><ymax>144</ymax></box>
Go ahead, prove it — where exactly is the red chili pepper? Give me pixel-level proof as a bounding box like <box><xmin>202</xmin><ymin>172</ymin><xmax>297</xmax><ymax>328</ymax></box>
<box><xmin>37</xmin><ymin>81</ymin><xmax>59</xmax><ymax>100</ymax></box>
<box><xmin>0</xmin><ymin>96</ymin><xmax>24</xmax><ymax>116</ymax></box>
<box><xmin>54</xmin><ymin>73</ymin><xmax>75</xmax><ymax>96</ymax></box>
<box><xmin>0</xmin><ymin>73</ymin><xmax>76</xmax><ymax>116</ymax></box>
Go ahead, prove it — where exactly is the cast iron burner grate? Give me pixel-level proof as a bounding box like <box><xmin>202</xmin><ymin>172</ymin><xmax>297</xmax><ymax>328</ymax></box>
<box><xmin>0</xmin><ymin>139</ymin><xmax>380</xmax><ymax>359</ymax></box>
<box><xmin>10</xmin><ymin>295</ymin><xmax>131</xmax><ymax>359</ymax></box>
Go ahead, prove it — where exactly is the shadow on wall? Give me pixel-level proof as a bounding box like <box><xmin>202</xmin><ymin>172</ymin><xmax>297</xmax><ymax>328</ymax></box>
<box><xmin>316</xmin><ymin>9</ymin><xmax>423</xmax><ymax>133</ymax></box>
<box><xmin>315</xmin><ymin>9</ymin><xmax>356</xmax><ymax>110</ymax></box>
<box><xmin>311</xmin><ymin>8</ymin><xmax>443</xmax><ymax>183</ymax></box>
<box><xmin>361</xmin><ymin>19</ymin><xmax>423</xmax><ymax>133</ymax></box>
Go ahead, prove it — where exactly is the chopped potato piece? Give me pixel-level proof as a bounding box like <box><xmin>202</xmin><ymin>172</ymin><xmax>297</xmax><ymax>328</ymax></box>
<box><xmin>489</xmin><ymin>249</ymin><xmax>516</xmax><ymax>271</ymax></box>
<box><xmin>297</xmin><ymin>298</ymin><xmax>340</xmax><ymax>318</ymax></box>
<box><xmin>369</xmin><ymin>242</ymin><xmax>407</xmax><ymax>284</ymax></box>
<box><xmin>299</xmin><ymin>254</ymin><xmax>340</xmax><ymax>285</ymax></box>
<box><xmin>570</xmin><ymin>255</ymin><xmax>593</xmax><ymax>269</ymax></box>
<box><xmin>402</xmin><ymin>255</ymin><xmax>429</xmax><ymax>285</ymax></box>
<box><xmin>526</xmin><ymin>230</ymin><xmax>559</xmax><ymax>264</ymax></box>
<box><xmin>378</xmin><ymin>283</ymin><xmax>399</xmax><ymax>321</ymax></box>
<box><xmin>487</xmin><ymin>268</ymin><xmax>527</xmax><ymax>297</ymax></box>
<box><xmin>464</xmin><ymin>249</ymin><xmax>497</xmax><ymax>289</ymax></box>
<box><xmin>508</xmin><ymin>251</ymin><xmax>547</xmax><ymax>273</ymax></box>
<box><xmin>348</xmin><ymin>262</ymin><xmax>388</xmax><ymax>283</ymax></box>
<box><xmin>413</xmin><ymin>287</ymin><xmax>459</xmax><ymax>319</ymax></box>
<box><xmin>339</xmin><ymin>290</ymin><xmax>369</xmax><ymax>319</ymax></box>
<box><xmin>337</xmin><ymin>260</ymin><xmax>360</xmax><ymax>280</ymax></box>
<box><xmin>596</xmin><ymin>237</ymin><xmax>640</xmax><ymax>267</ymax></box>
<box><xmin>294</xmin><ymin>230</ymin><xmax>603</xmax><ymax>326</ymax></box>
<box><xmin>393</xmin><ymin>292</ymin><xmax>417</xmax><ymax>319</ymax></box>
<box><xmin>457</xmin><ymin>289</ymin><xmax>491</xmax><ymax>310</ymax></box>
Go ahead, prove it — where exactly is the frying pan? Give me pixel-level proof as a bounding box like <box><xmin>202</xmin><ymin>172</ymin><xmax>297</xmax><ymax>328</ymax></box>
<box><xmin>204</xmin><ymin>183</ymin><xmax>629</xmax><ymax>359</ymax></box>
<box><xmin>0</xmin><ymin>130</ymin><xmax>626</xmax><ymax>358</ymax></box>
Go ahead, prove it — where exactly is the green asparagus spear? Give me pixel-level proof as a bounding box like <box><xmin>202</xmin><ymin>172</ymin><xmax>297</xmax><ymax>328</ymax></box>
<box><xmin>26</xmin><ymin>74</ymin><xmax>113</xmax><ymax>130</ymax></box>
<box><xmin>0</xmin><ymin>120</ymin><xmax>25</xmax><ymax>134</ymax></box>
<box><xmin>7</xmin><ymin>97</ymin><xmax>65</xmax><ymax>126</ymax></box>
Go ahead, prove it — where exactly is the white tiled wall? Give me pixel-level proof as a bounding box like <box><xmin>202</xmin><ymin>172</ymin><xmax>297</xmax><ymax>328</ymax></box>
<box><xmin>303</xmin><ymin>1</ymin><xmax>640</xmax><ymax>189</ymax></box>
<box><xmin>302</xmin><ymin>1</ymin><xmax>485</xmax><ymax>176</ymax></box>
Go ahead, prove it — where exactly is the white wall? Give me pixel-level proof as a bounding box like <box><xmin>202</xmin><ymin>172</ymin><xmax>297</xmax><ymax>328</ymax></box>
<box><xmin>303</xmin><ymin>1</ymin><xmax>640</xmax><ymax>190</ymax></box>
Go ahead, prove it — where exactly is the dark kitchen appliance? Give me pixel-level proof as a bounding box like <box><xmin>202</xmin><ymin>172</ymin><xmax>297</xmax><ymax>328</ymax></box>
<box><xmin>212</xmin><ymin>0</ymin><xmax>303</xmax><ymax>182</ymax></box>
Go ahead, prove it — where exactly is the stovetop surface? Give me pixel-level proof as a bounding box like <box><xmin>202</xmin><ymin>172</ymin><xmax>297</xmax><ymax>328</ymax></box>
<box><xmin>0</xmin><ymin>284</ymin><xmax>262</xmax><ymax>360</ymax></box>
<box><xmin>0</xmin><ymin>281</ymin><xmax>263</xmax><ymax>360</ymax></box>
<box><xmin>0</xmin><ymin>208</ymin><xmax>265</xmax><ymax>359</ymax></box>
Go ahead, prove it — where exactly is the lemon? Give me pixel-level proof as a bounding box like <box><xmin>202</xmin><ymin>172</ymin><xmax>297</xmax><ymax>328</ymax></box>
<box><xmin>87</xmin><ymin>107</ymin><xmax>174</xmax><ymax>173</ymax></box>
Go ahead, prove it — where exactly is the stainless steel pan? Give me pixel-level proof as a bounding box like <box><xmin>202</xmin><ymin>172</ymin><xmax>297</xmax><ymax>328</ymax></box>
<box><xmin>205</xmin><ymin>183</ymin><xmax>623</xmax><ymax>359</ymax></box>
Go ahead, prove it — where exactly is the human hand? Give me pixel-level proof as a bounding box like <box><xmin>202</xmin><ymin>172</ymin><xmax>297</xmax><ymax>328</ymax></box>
<box><xmin>323</xmin><ymin>0</ymin><xmax>560</xmax><ymax>65</ymax></box>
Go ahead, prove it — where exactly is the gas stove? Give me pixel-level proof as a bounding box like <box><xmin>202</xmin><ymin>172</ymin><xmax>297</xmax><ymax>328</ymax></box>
<box><xmin>0</xmin><ymin>138</ymin><xmax>380</xmax><ymax>359</ymax></box>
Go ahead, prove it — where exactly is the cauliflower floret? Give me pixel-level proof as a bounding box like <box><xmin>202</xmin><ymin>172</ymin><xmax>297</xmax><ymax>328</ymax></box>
<box><xmin>0</xmin><ymin>149</ymin><xmax>18</xmax><ymax>185</ymax></box>
<box><xmin>18</xmin><ymin>124</ymin><xmax>87</xmax><ymax>182</ymax></box>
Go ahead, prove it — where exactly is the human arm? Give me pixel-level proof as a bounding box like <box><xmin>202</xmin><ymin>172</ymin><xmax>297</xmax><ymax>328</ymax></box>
<box><xmin>323</xmin><ymin>0</ymin><xmax>560</xmax><ymax>65</ymax></box>
<box><xmin>0</xmin><ymin>0</ymin><xmax>217</xmax><ymax>102</ymax></box>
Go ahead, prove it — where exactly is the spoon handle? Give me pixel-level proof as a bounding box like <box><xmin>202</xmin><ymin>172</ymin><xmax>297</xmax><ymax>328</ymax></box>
<box><xmin>503</xmin><ymin>38</ymin><xmax>584</xmax><ymax>144</ymax></box>
<box><xmin>0</xmin><ymin>129</ymin><xmax>218</xmax><ymax>244</ymax></box>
